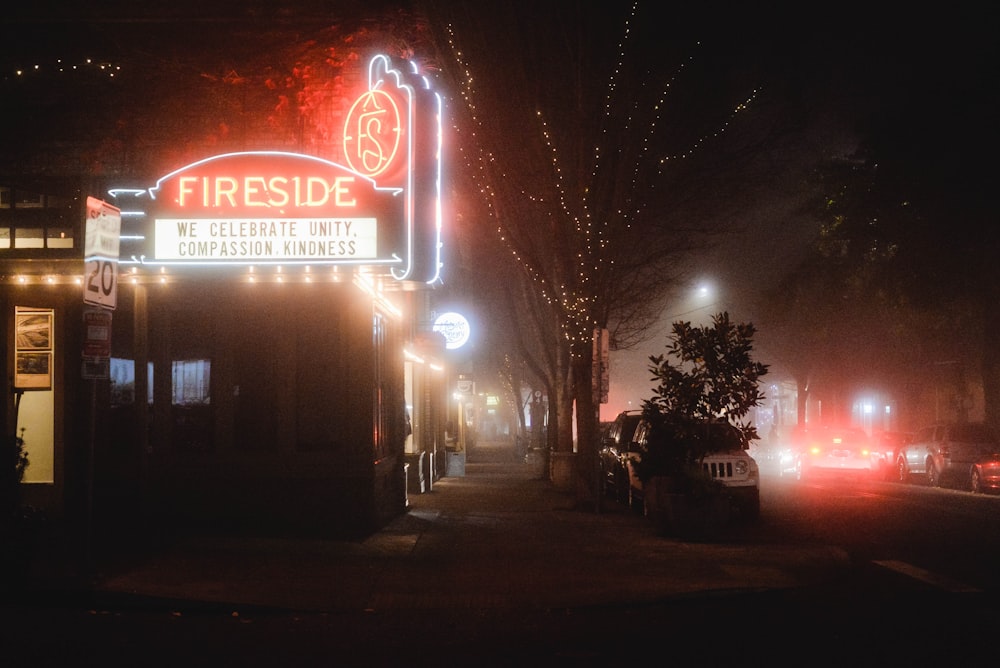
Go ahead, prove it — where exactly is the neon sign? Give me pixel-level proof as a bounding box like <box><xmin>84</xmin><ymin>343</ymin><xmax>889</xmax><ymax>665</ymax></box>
<box><xmin>112</xmin><ymin>54</ymin><xmax>443</xmax><ymax>283</ymax></box>
<box><xmin>176</xmin><ymin>174</ymin><xmax>360</xmax><ymax>209</ymax></box>
<box><xmin>344</xmin><ymin>88</ymin><xmax>403</xmax><ymax>179</ymax></box>
<box><xmin>146</xmin><ymin>151</ymin><xmax>398</xmax><ymax>264</ymax></box>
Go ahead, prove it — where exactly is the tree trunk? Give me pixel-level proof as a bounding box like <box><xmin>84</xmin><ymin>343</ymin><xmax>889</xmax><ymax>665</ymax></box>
<box><xmin>572</xmin><ymin>349</ymin><xmax>599</xmax><ymax>510</ymax></box>
<box><xmin>554</xmin><ymin>338</ymin><xmax>574</xmax><ymax>454</ymax></box>
<box><xmin>982</xmin><ymin>301</ymin><xmax>1000</xmax><ymax>428</ymax></box>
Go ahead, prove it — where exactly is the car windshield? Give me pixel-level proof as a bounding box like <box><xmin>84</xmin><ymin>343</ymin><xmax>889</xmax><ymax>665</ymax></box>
<box><xmin>700</xmin><ymin>423</ymin><xmax>744</xmax><ymax>453</ymax></box>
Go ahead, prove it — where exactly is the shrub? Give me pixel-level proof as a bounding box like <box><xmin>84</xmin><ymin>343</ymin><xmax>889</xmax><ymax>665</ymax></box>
<box><xmin>1</xmin><ymin>429</ymin><xmax>28</xmax><ymax>523</ymax></box>
<box><xmin>637</xmin><ymin>312</ymin><xmax>768</xmax><ymax>484</ymax></box>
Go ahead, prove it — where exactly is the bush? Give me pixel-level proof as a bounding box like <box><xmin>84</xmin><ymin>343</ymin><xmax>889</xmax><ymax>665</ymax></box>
<box><xmin>636</xmin><ymin>312</ymin><xmax>767</xmax><ymax>485</ymax></box>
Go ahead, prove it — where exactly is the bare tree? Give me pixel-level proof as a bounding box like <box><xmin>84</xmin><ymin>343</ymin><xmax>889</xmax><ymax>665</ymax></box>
<box><xmin>427</xmin><ymin>2</ymin><xmax>764</xmax><ymax>503</ymax></box>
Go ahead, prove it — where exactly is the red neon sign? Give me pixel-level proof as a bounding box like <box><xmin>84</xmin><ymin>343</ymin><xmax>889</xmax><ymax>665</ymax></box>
<box><xmin>343</xmin><ymin>88</ymin><xmax>404</xmax><ymax>179</ymax></box>
<box><xmin>121</xmin><ymin>53</ymin><xmax>443</xmax><ymax>282</ymax></box>
<box><xmin>151</xmin><ymin>152</ymin><xmax>397</xmax><ymax>217</ymax></box>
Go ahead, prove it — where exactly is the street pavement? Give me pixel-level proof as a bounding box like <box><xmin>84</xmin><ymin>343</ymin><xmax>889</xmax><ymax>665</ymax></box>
<box><xmin>3</xmin><ymin>438</ymin><xmax>872</xmax><ymax>665</ymax></box>
<box><xmin>85</xmin><ymin>439</ymin><xmax>849</xmax><ymax>613</ymax></box>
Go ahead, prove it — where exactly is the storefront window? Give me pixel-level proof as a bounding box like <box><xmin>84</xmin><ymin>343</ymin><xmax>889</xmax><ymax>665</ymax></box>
<box><xmin>172</xmin><ymin>359</ymin><xmax>210</xmax><ymax>405</ymax></box>
<box><xmin>46</xmin><ymin>227</ymin><xmax>74</xmax><ymax>248</ymax></box>
<box><xmin>109</xmin><ymin>358</ymin><xmax>154</xmax><ymax>407</ymax></box>
<box><xmin>14</xmin><ymin>227</ymin><xmax>44</xmax><ymax>248</ymax></box>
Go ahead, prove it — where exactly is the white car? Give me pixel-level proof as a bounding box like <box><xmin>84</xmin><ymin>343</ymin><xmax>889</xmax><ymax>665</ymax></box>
<box><xmin>626</xmin><ymin>419</ymin><xmax>760</xmax><ymax>520</ymax></box>
<box><xmin>791</xmin><ymin>425</ymin><xmax>875</xmax><ymax>480</ymax></box>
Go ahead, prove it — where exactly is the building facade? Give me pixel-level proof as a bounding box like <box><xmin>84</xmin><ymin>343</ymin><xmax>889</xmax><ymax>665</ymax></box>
<box><xmin>2</xmin><ymin>52</ymin><xmax>449</xmax><ymax>538</ymax></box>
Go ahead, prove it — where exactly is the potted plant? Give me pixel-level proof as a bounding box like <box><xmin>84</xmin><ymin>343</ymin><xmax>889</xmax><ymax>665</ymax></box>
<box><xmin>1</xmin><ymin>429</ymin><xmax>30</xmax><ymax>584</ymax></box>
<box><xmin>634</xmin><ymin>313</ymin><xmax>768</xmax><ymax>538</ymax></box>
<box><xmin>1</xmin><ymin>428</ymin><xmax>28</xmax><ymax>525</ymax></box>
<box><xmin>631</xmin><ymin>416</ymin><xmax>733</xmax><ymax>538</ymax></box>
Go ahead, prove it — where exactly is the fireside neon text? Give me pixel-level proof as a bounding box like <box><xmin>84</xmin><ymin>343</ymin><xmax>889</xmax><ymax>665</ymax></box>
<box><xmin>176</xmin><ymin>175</ymin><xmax>358</xmax><ymax>209</ymax></box>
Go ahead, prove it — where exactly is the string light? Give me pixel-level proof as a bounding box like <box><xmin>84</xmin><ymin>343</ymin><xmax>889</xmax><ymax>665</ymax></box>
<box><xmin>445</xmin><ymin>3</ymin><xmax>760</xmax><ymax>358</ymax></box>
<box><xmin>10</xmin><ymin>58</ymin><xmax>122</xmax><ymax>80</ymax></box>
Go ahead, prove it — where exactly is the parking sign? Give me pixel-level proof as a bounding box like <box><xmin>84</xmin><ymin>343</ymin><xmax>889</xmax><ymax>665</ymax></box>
<box><xmin>84</xmin><ymin>197</ymin><xmax>121</xmax><ymax>310</ymax></box>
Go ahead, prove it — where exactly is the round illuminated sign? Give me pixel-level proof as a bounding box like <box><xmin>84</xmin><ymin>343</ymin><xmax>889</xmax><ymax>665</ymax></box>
<box><xmin>343</xmin><ymin>89</ymin><xmax>403</xmax><ymax>178</ymax></box>
<box><xmin>433</xmin><ymin>312</ymin><xmax>471</xmax><ymax>350</ymax></box>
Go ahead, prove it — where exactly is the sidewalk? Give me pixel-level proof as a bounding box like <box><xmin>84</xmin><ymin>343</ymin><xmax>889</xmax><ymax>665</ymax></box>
<box><xmin>33</xmin><ymin>439</ymin><xmax>849</xmax><ymax>613</ymax></box>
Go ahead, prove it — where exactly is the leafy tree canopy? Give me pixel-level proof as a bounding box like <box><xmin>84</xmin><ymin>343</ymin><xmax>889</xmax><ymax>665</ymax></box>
<box><xmin>637</xmin><ymin>312</ymin><xmax>768</xmax><ymax>480</ymax></box>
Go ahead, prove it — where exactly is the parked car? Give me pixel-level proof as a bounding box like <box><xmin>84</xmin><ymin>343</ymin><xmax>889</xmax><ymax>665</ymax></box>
<box><xmin>625</xmin><ymin>418</ymin><xmax>760</xmax><ymax>519</ymax></box>
<box><xmin>897</xmin><ymin>422</ymin><xmax>1000</xmax><ymax>489</ymax></box>
<box><xmin>871</xmin><ymin>430</ymin><xmax>912</xmax><ymax>481</ymax></box>
<box><xmin>788</xmin><ymin>424</ymin><xmax>875</xmax><ymax>480</ymax></box>
<box><xmin>598</xmin><ymin>410</ymin><xmax>643</xmax><ymax>505</ymax></box>
<box><xmin>970</xmin><ymin>449</ymin><xmax>1000</xmax><ymax>494</ymax></box>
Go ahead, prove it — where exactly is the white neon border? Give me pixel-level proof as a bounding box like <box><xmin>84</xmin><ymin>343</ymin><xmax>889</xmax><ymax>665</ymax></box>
<box><xmin>107</xmin><ymin>53</ymin><xmax>442</xmax><ymax>283</ymax></box>
<box><xmin>366</xmin><ymin>55</ymin><xmax>443</xmax><ymax>284</ymax></box>
<box><xmin>123</xmin><ymin>150</ymin><xmax>403</xmax><ymax>268</ymax></box>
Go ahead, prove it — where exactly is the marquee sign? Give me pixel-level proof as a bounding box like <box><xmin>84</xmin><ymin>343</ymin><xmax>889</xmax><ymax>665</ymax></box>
<box><xmin>149</xmin><ymin>152</ymin><xmax>399</xmax><ymax>264</ymax></box>
<box><xmin>113</xmin><ymin>54</ymin><xmax>443</xmax><ymax>284</ymax></box>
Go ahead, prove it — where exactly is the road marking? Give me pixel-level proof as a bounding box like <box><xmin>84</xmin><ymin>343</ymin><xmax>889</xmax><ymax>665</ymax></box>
<box><xmin>872</xmin><ymin>559</ymin><xmax>982</xmax><ymax>593</ymax></box>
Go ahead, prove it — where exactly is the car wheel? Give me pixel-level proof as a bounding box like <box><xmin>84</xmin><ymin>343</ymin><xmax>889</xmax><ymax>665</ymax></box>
<box><xmin>971</xmin><ymin>467</ymin><xmax>983</xmax><ymax>494</ymax></box>
<box><xmin>743</xmin><ymin>492</ymin><xmax>761</xmax><ymax>522</ymax></box>
<box><xmin>926</xmin><ymin>459</ymin><xmax>939</xmax><ymax>487</ymax></box>
<box><xmin>628</xmin><ymin>486</ymin><xmax>644</xmax><ymax>514</ymax></box>
<box><xmin>896</xmin><ymin>457</ymin><xmax>909</xmax><ymax>484</ymax></box>
<box><xmin>615</xmin><ymin>472</ymin><xmax>630</xmax><ymax>506</ymax></box>
<box><xmin>604</xmin><ymin>464</ymin><xmax>618</xmax><ymax>498</ymax></box>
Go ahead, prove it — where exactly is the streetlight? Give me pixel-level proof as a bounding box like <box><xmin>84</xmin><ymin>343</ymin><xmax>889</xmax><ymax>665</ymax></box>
<box><xmin>661</xmin><ymin>280</ymin><xmax>720</xmax><ymax>325</ymax></box>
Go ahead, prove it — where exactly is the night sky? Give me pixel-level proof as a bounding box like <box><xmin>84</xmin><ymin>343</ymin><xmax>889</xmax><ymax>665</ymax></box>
<box><xmin>3</xmin><ymin>2</ymin><xmax>996</xmax><ymax>415</ymax></box>
<box><xmin>422</xmin><ymin>4</ymin><xmax>996</xmax><ymax>414</ymax></box>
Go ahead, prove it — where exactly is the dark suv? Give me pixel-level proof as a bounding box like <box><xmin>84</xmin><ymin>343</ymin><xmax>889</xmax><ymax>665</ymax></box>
<box><xmin>599</xmin><ymin>410</ymin><xmax>643</xmax><ymax>504</ymax></box>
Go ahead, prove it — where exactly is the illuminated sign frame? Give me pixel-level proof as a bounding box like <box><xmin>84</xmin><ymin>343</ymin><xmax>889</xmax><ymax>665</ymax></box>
<box><xmin>147</xmin><ymin>151</ymin><xmax>400</xmax><ymax>266</ymax></box>
<box><xmin>110</xmin><ymin>53</ymin><xmax>444</xmax><ymax>285</ymax></box>
<box><xmin>433</xmin><ymin>311</ymin><xmax>471</xmax><ymax>350</ymax></box>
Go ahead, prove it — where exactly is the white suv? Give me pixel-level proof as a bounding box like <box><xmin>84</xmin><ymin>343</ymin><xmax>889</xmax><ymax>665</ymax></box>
<box><xmin>626</xmin><ymin>419</ymin><xmax>760</xmax><ymax>520</ymax></box>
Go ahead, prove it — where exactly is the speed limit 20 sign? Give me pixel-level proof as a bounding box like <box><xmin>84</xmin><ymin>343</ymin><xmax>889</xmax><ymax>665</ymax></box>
<box><xmin>84</xmin><ymin>258</ymin><xmax>118</xmax><ymax>310</ymax></box>
<box><xmin>84</xmin><ymin>197</ymin><xmax>121</xmax><ymax>310</ymax></box>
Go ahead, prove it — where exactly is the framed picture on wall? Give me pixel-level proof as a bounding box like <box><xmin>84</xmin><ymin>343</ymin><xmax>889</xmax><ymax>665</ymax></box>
<box><xmin>15</xmin><ymin>351</ymin><xmax>51</xmax><ymax>389</ymax></box>
<box><xmin>16</xmin><ymin>310</ymin><xmax>51</xmax><ymax>349</ymax></box>
<box><xmin>14</xmin><ymin>307</ymin><xmax>53</xmax><ymax>390</ymax></box>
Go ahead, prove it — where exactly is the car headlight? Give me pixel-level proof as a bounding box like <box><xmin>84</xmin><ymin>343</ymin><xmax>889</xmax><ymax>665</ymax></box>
<box><xmin>735</xmin><ymin>460</ymin><xmax>749</xmax><ymax>475</ymax></box>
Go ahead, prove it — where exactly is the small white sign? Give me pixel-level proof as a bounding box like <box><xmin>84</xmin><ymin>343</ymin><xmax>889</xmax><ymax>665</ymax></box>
<box><xmin>84</xmin><ymin>196</ymin><xmax>121</xmax><ymax>259</ymax></box>
<box><xmin>433</xmin><ymin>312</ymin><xmax>471</xmax><ymax>350</ymax></box>
<box><xmin>84</xmin><ymin>197</ymin><xmax>120</xmax><ymax>310</ymax></box>
<box><xmin>154</xmin><ymin>217</ymin><xmax>378</xmax><ymax>262</ymax></box>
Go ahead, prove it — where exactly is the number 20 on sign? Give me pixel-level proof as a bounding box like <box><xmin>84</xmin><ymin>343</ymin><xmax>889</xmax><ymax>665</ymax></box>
<box><xmin>84</xmin><ymin>258</ymin><xmax>117</xmax><ymax>310</ymax></box>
